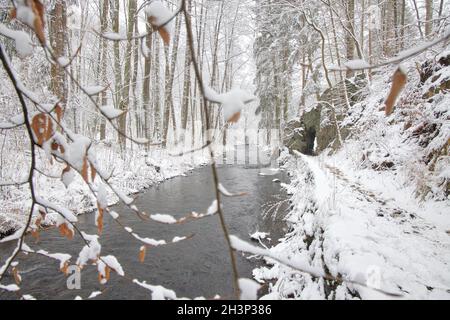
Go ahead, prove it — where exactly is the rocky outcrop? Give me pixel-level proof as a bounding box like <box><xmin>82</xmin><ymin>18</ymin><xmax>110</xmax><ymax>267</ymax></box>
<box><xmin>420</xmin><ymin>53</ymin><xmax>450</xmax><ymax>100</ymax></box>
<box><xmin>284</xmin><ymin>75</ymin><xmax>367</xmax><ymax>155</ymax></box>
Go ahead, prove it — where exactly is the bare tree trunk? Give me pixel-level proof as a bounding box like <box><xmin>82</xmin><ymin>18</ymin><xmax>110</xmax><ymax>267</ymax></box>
<box><xmin>118</xmin><ymin>0</ymin><xmax>137</xmax><ymax>148</ymax></box>
<box><xmin>345</xmin><ymin>0</ymin><xmax>355</xmax><ymax>78</ymax></box>
<box><xmin>400</xmin><ymin>0</ymin><xmax>406</xmax><ymax>49</ymax></box>
<box><xmin>142</xmin><ymin>24</ymin><xmax>153</xmax><ymax>143</ymax></box>
<box><xmin>132</xmin><ymin>17</ymin><xmax>140</xmax><ymax>138</ymax></box>
<box><xmin>181</xmin><ymin>2</ymin><xmax>192</xmax><ymax>143</ymax></box>
<box><xmin>49</xmin><ymin>0</ymin><xmax>67</xmax><ymax>104</ymax></box>
<box><xmin>425</xmin><ymin>0</ymin><xmax>433</xmax><ymax>38</ymax></box>
<box><xmin>112</xmin><ymin>0</ymin><xmax>122</xmax><ymax>143</ymax></box>
<box><xmin>153</xmin><ymin>36</ymin><xmax>161</xmax><ymax>141</ymax></box>
<box><xmin>163</xmin><ymin>46</ymin><xmax>171</xmax><ymax>147</ymax></box>
<box><xmin>98</xmin><ymin>0</ymin><xmax>109</xmax><ymax>140</ymax></box>
<box><xmin>412</xmin><ymin>0</ymin><xmax>424</xmax><ymax>39</ymax></box>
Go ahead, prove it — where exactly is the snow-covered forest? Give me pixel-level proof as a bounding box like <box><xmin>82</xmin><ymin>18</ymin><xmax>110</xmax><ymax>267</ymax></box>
<box><xmin>0</xmin><ymin>0</ymin><xmax>449</xmax><ymax>300</ymax></box>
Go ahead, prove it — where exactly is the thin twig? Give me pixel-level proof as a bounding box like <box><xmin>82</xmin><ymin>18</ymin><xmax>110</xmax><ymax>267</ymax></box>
<box><xmin>0</xmin><ymin>44</ymin><xmax>37</xmax><ymax>282</ymax></box>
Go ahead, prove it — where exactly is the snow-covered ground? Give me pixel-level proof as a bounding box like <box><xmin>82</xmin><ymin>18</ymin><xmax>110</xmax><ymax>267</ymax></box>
<box><xmin>253</xmin><ymin>58</ymin><xmax>450</xmax><ymax>300</ymax></box>
<box><xmin>0</xmin><ymin>144</ymin><xmax>208</xmax><ymax>237</ymax></box>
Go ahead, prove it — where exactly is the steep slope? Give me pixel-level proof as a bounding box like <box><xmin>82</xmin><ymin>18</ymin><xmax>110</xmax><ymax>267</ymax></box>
<box><xmin>254</xmin><ymin>54</ymin><xmax>450</xmax><ymax>300</ymax></box>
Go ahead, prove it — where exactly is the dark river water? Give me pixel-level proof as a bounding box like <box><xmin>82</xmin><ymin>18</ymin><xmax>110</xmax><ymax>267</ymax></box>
<box><xmin>0</xmin><ymin>165</ymin><xmax>289</xmax><ymax>300</ymax></box>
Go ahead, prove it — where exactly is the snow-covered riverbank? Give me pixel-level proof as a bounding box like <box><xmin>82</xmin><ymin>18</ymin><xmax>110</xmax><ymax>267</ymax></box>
<box><xmin>0</xmin><ymin>145</ymin><xmax>208</xmax><ymax>238</ymax></box>
<box><xmin>253</xmin><ymin>58</ymin><xmax>450</xmax><ymax>300</ymax></box>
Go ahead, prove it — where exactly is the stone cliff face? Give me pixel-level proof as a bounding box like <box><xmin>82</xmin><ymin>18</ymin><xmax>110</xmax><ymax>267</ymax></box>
<box><xmin>284</xmin><ymin>75</ymin><xmax>367</xmax><ymax>155</ymax></box>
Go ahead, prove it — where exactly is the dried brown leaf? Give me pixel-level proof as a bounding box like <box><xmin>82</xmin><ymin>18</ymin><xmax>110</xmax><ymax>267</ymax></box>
<box><xmin>97</xmin><ymin>204</ymin><xmax>104</xmax><ymax>235</ymax></box>
<box><xmin>29</xmin><ymin>0</ymin><xmax>46</xmax><ymax>44</ymax></box>
<box><xmin>60</xmin><ymin>261</ymin><xmax>69</xmax><ymax>275</ymax></box>
<box><xmin>31</xmin><ymin>113</ymin><xmax>54</xmax><ymax>146</ymax></box>
<box><xmin>9</xmin><ymin>8</ymin><xmax>16</xmax><ymax>20</ymax></box>
<box><xmin>91</xmin><ymin>164</ymin><xmax>97</xmax><ymax>182</ymax></box>
<box><xmin>149</xmin><ymin>16</ymin><xmax>170</xmax><ymax>45</ymax></box>
<box><xmin>81</xmin><ymin>157</ymin><xmax>89</xmax><ymax>183</ymax></box>
<box><xmin>54</xmin><ymin>103</ymin><xmax>63</xmax><ymax>122</ymax></box>
<box><xmin>12</xmin><ymin>267</ymin><xmax>21</xmax><ymax>285</ymax></box>
<box><xmin>139</xmin><ymin>246</ymin><xmax>146</xmax><ymax>263</ymax></box>
<box><xmin>385</xmin><ymin>68</ymin><xmax>408</xmax><ymax>116</ymax></box>
<box><xmin>228</xmin><ymin>111</ymin><xmax>241</xmax><ymax>124</ymax></box>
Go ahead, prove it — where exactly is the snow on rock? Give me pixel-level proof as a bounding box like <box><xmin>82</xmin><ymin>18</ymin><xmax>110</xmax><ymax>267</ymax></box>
<box><xmin>239</xmin><ymin>278</ymin><xmax>261</xmax><ymax>300</ymax></box>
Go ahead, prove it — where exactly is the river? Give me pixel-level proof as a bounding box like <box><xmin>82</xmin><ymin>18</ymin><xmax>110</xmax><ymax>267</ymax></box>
<box><xmin>0</xmin><ymin>165</ymin><xmax>289</xmax><ymax>300</ymax></box>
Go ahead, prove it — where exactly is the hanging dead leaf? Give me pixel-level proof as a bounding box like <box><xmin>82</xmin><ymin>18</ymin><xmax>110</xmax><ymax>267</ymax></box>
<box><xmin>35</xmin><ymin>216</ymin><xmax>42</xmax><ymax>228</ymax></box>
<box><xmin>54</xmin><ymin>103</ymin><xmax>64</xmax><ymax>122</ymax></box>
<box><xmin>9</xmin><ymin>8</ymin><xmax>17</xmax><ymax>19</ymax></box>
<box><xmin>12</xmin><ymin>267</ymin><xmax>21</xmax><ymax>285</ymax></box>
<box><xmin>139</xmin><ymin>246</ymin><xmax>146</xmax><ymax>263</ymax></box>
<box><xmin>59</xmin><ymin>223</ymin><xmax>74</xmax><ymax>240</ymax></box>
<box><xmin>91</xmin><ymin>164</ymin><xmax>97</xmax><ymax>182</ymax></box>
<box><xmin>158</xmin><ymin>28</ymin><xmax>170</xmax><ymax>46</ymax></box>
<box><xmin>62</xmin><ymin>164</ymin><xmax>70</xmax><ymax>175</ymax></box>
<box><xmin>149</xmin><ymin>17</ymin><xmax>170</xmax><ymax>45</ymax></box>
<box><xmin>29</xmin><ymin>0</ymin><xmax>46</xmax><ymax>44</ymax></box>
<box><xmin>81</xmin><ymin>157</ymin><xmax>89</xmax><ymax>183</ymax></box>
<box><xmin>51</xmin><ymin>141</ymin><xmax>59</xmax><ymax>151</ymax></box>
<box><xmin>31</xmin><ymin>113</ymin><xmax>54</xmax><ymax>146</ymax></box>
<box><xmin>39</xmin><ymin>209</ymin><xmax>46</xmax><ymax>219</ymax></box>
<box><xmin>384</xmin><ymin>67</ymin><xmax>408</xmax><ymax>116</ymax></box>
<box><xmin>60</xmin><ymin>261</ymin><xmax>69</xmax><ymax>275</ymax></box>
<box><xmin>96</xmin><ymin>204</ymin><xmax>104</xmax><ymax>235</ymax></box>
<box><xmin>228</xmin><ymin>111</ymin><xmax>241</xmax><ymax>124</ymax></box>
<box><xmin>98</xmin><ymin>266</ymin><xmax>111</xmax><ymax>283</ymax></box>
<box><xmin>31</xmin><ymin>228</ymin><xmax>40</xmax><ymax>242</ymax></box>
